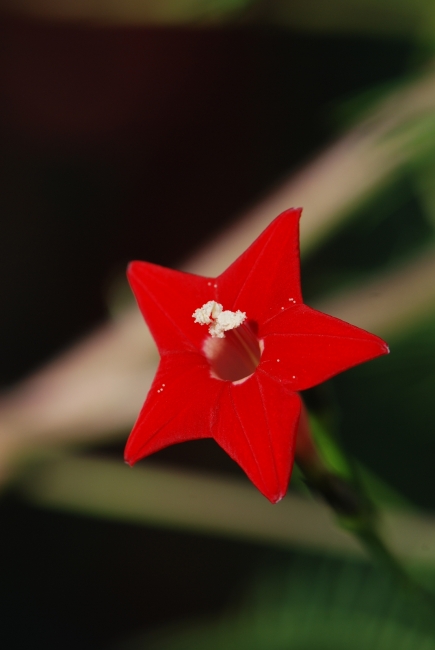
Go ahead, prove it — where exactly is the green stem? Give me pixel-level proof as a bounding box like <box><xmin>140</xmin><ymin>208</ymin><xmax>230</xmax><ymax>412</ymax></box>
<box><xmin>301</xmin><ymin>463</ymin><xmax>435</xmax><ymax>632</ymax></box>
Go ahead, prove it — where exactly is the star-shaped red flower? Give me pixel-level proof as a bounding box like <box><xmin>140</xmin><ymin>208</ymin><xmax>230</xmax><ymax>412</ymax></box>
<box><xmin>125</xmin><ymin>208</ymin><xmax>388</xmax><ymax>503</ymax></box>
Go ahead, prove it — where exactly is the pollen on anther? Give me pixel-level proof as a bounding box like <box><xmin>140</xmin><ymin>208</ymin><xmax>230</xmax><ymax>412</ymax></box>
<box><xmin>193</xmin><ymin>300</ymin><xmax>246</xmax><ymax>338</ymax></box>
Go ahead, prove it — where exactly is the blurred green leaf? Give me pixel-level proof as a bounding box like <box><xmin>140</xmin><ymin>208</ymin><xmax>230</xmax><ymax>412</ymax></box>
<box><xmin>332</xmin><ymin>313</ymin><xmax>435</xmax><ymax>509</ymax></box>
<box><xmin>302</xmin><ymin>172</ymin><xmax>434</xmax><ymax>301</ymax></box>
<box><xmin>6</xmin><ymin>0</ymin><xmax>435</xmax><ymax>41</ymax></box>
<box><xmin>305</xmin><ymin>412</ymin><xmax>413</xmax><ymax>510</ymax></box>
<box><xmin>0</xmin><ymin>0</ymin><xmax>256</xmax><ymax>25</ymax></box>
<box><xmin>243</xmin><ymin>0</ymin><xmax>435</xmax><ymax>42</ymax></box>
<box><xmin>117</xmin><ymin>553</ymin><xmax>435</xmax><ymax>649</ymax></box>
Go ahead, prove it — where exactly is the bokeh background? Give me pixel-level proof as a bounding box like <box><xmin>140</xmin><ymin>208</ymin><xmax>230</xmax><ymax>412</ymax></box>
<box><xmin>1</xmin><ymin>1</ymin><xmax>435</xmax><ymax>648</ymax></box>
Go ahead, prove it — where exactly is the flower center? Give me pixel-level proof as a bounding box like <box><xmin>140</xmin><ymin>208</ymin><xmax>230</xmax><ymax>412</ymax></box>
<box><xmin>193</xmin><ymin>301</ymin><xmax>262</xmax><ymax>382</ymax></box>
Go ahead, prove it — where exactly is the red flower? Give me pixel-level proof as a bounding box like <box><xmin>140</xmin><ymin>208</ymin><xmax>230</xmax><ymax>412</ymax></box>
<box><xmin>125</xmin><ymin>208</ymin><xmax>388</xmax><ymax>503</ymax></box>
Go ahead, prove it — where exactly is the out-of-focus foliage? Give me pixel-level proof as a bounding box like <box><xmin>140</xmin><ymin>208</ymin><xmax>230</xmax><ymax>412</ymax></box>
<box><xmin>298</xmin><ymin>77</ymin><xmax>435</xmax><ymax>508</ymax></box>
<box><xmin>2</xmin><ymin>0</ymin><xmax>435</xmax><ymax>647</ymax></box>
<box><xmin>302</xmin><ymin>171</ymin><xmax>435</xmax><ymax>299</ymax></box>
<box><xmin>0</xmin><ymin>0</ymin><xmax>254</xmax><ymax>25</ymax></box>
<box><xmin>118</xmin><ymin>553</ymin><xmax>435</xmax><ymax>649</ymax></box>
<box><xmin>5</xmin><ymin>0</ymin><xmax>435</xmax><ymax>41</ymax></box>
<box><xmin>333</xmin><ymin>313</ymin><xmax>435</xmax><ymax>510</ymax></box>
<box><xmin>244</xmin><ymin>0</ymin><xmax>435</xmax><ymax>40</ymax></box>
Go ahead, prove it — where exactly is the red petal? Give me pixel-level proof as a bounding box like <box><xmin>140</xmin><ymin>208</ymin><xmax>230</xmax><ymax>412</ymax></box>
<box><xmin>124</xmin><ymin>351</ymin><xmax>222</xmax><ymax>464</ymax></box>
<box><xmin>128</xmin><ymin>261</ymin><xmax>215</xmax><ymax>354</ymax></box>
<box><xmin>218</xmin><ymin>208</ymin><xmax>303</xmax><ymax>322</ymax></box>
<box><xmin>260</xmin><ymin>304</ymin><xmax>389</xmax><ymax>391</ymax></box>
<box><xmin>213</xmin><ymin>374</ymin><xmax>301</xmax><ymax>503</ymax></box>
<box><xmin>126</xmin><ymin>207</ymin><xmax>390</xmax><ymax>503</ymax></box>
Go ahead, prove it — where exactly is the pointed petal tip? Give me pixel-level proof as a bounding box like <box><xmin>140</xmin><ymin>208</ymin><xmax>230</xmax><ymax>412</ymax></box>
<box><xmin>264</xmin><ymin>488</ymin><xmax>286</xmax><ymax>504</ymax></box>
<box><xmin>278</xmin><ymin>206</ymin><xmax>303</xmax><ymax>220</ymax></box>
<box><xmin>269</xmin><ymin>493</ymin><xmax>285</xmax><ymax>505</ymax></box>
<box><xmin>347</xmin><ymin>332</ymin><xmax>390</xmax><ymax>373</ymax></box>
<box><xmin>126</xmin><ymin>260</ymin><xmax>142</xmax><ymax>282</ymax></box>
<box><xmin>257</xmin><ymin>479</ymin><xmax>288</xmax><ymax>504</ymax></box>
<box><xmin>124</xmin><ymin>452</ymin><xmax>136</xmax><ymax>467</ymax></box>
<box><xmin>126</xmin><ymin>262</ymin><xmax>138</xmax><ymax>289</ymax></box>
<box><xmin>124</xmin><ymin>439</ymin><xmax>140</xmax><ymax>466</ymax></box>
<box><xmin>374</xmin><ymin>336</ymin><xmax>390</xmax><ymax>358</ymax></box>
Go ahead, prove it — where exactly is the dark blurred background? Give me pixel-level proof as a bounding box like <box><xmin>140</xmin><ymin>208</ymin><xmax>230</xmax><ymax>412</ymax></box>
<box><xmin>1</xmin><ymin>8</ymin><xmax>434</xmax><ymax>650</ymax></box>
<box><xmin>0</xmin><ymin>18</ymin><xmax>410</xmax><ymax>386</ymax></box>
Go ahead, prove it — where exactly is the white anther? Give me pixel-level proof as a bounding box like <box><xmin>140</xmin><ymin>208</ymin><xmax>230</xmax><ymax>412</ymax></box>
<box><xmin>193</xmin><ymin>301</ymin><xmax>246</xmax><ymax>338</ymax></box>
<box><xmin>192</xmin><ymin>300</ymin><xmax>222</xmax><ymax>325</ymax></box>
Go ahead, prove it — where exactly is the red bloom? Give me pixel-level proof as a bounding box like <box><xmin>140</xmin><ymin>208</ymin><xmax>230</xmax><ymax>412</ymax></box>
<box><xmin>125</xmin><ymin>208</ymin><xmax>388</xmax><ymax>503</ymax></box>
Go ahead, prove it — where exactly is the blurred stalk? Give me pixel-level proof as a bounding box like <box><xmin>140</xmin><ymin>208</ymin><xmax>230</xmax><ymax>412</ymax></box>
<box><xmin>13</xmin><ymin>452</ymin><xmax>435</xmax><ymax>566</ymax></box>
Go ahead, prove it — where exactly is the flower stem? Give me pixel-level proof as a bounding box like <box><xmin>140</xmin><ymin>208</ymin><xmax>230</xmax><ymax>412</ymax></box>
<box><xmin>343</xmin><ymin>507</ymin><xmax>435</xmax><ymax>633</ymax></box>
<box><xmin>295</xmin><ymin>405</ymin><xmax>435</xmax><ymax>632</ymax></box>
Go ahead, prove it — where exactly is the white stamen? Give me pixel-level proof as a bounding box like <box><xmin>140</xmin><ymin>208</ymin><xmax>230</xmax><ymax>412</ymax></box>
<box><xmin>192</xmin><ymin>300</ymin><xmax>222</xmax><ymax>325</ymax></box>
<box><xmin>193</xmin><ymin>300</ymin><xmax>246</xmax><ymax>338</ymax></box>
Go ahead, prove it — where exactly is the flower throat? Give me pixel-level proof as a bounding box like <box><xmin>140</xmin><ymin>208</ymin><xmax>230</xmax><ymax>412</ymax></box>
<box><xmin>193</xmin><ymin>301</ymin><xmax>262</xmax><ymax>382</ymax></box>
